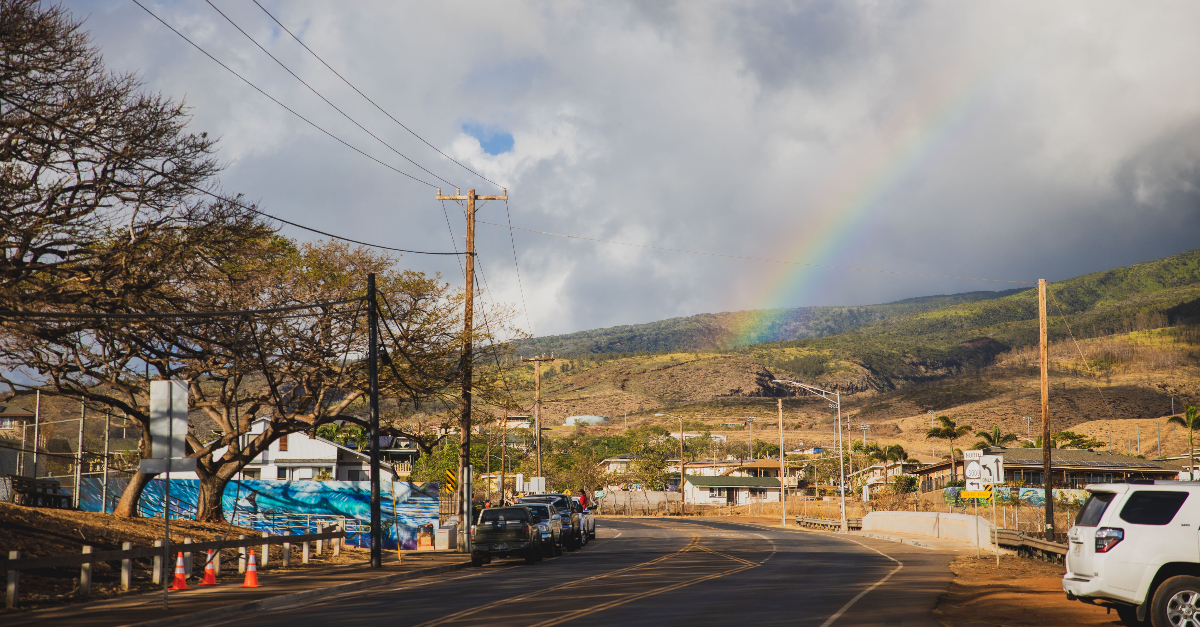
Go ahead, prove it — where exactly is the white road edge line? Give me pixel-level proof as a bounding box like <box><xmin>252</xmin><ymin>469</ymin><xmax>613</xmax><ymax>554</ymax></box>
<box><xmin>818</xmin><ymin>538</ymin><xmax>904</xmax><ymax>627</ymax></box>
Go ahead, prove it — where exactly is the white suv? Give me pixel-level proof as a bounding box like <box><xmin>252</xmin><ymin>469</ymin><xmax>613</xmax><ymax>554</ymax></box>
<box><xmin>1063</xmin><ymin>481</ymin><xmax>1200</xmax><ymax>627</ymax></box>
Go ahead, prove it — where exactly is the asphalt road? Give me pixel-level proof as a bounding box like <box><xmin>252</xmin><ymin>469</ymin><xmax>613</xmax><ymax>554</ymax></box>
<box><xmin>216</xmin><ymin>518</ymin><xmax>953</xmax><ymax>627</ymax></box>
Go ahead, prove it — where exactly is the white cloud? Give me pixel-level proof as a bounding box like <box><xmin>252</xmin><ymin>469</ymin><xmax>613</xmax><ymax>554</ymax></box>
<box><xmin>64</xmin><ymin>0</ymin><xmax>1200</xmax><ymax>336</ymax></box>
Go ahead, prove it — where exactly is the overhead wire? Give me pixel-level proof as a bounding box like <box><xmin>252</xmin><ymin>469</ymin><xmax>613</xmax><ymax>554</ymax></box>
<box><xmin>0</xmin><ymin>298</ymin><xmax>363</xmax><ymax>320</ymax></box>
<box><xmin>475</xmin><ymin>220</ymin><xmax>1037</xmax><ymax>285</ymax></box>
<box><xmin>502</xmin><ymin>199</ymin><xmax>534</xmax><ymax>336</ymax></box>
<box><xmin>1045</xmin><ymin>288</ymin><xmax>1120</xmax><ymax>424</ymax></box>
<box><xmin>250</xmin><ymin>0</ymin><xmax>502</xmax><ymax>190</ymax></box>
<box><xmin>5</xmin><ymin>99</ymin><xmax>463</xmax><ymax>256</ymax></box>
<box><xmin>130</xmin><ymin>0</ymin><xmax>439</xmax><ymax>189</ymax></box>
<box><xmin>203</xmin><ymin>0</ymin><xmax>458</xmax><ymax>189</ymax></box>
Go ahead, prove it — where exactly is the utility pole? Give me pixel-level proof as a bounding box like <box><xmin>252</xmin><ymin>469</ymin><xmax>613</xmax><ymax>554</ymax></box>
<box><xmin>779</xmin><ymin>399</ymin><xmax>786</xmax><ymax>527</ymax></box>
<box><xmin>103</xmin><ymin>411</ymin><xmax>111</xmax><ymax>513</ymax></box>
<box><xmin>367</xmin><ymin>273</ymin><xmax>381</xmax><ymax>568</ymax></box>
<box><xmin>436</xmin><ymin>187</ymin><xmax>507</xmax><ymax>549</ymax></box>
<box><xmin>860</xmin><ymin>424</ymin><xmax>870</xmax><ymax>447</ymax></box>
<box><xmin>32</xmin><ymin>391</ymin><xmax>40</xmax><ymax>479</ymax></box>
<box><xmin>521</xmin><ymin>356</ymin><xmax>555</xmax><ymax>479</ymax></box>
<box><xmin>1039</xmin><ymin>278</ymin><xmax>1054</xmax><ymax>542</ymax></box>
<box><xmin>746</xmin><ymin>417</ymin><xmax>756</xmax><ymax>461</ymax></box>
<box><xmin>679</xmin><ymin>415</ymin><xmax>685</xmax><ymax>515</ymax></box>
<box><xmin>500</xmin><ymin>408</ymin><xmax>507</xmax><ymax>504</ymax></box>
<box><xmin>74</xmin><ymin>401</ymin><xmax>84</xmax><ymax>508</ymax></box>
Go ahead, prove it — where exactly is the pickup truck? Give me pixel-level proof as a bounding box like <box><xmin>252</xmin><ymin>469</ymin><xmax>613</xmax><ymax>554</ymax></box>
<box><xmin>1063</xmin><ymin>480</ymin><xmax>1200</xmax><ymax>626</ymax></box>
<box><xmin>519</xmin><ymin>493</ymin><xmax>588</xmax><ymax>550</ymax></box>
<box><xmin>521</xmin><ymin>502</ymin><xmax>565</xmax><ymax>556</ymax></box>
<box><xmin>470</xmin><ymin>506</ymin><xmax>543</xmax><ymax>566</ymax></box>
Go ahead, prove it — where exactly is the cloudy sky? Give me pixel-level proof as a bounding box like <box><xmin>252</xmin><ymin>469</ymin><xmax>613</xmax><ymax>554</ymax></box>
<box><xmin>65</xmin><ymin>1</ymin><xmax>1200</xmax><ymax>338</ymax></box>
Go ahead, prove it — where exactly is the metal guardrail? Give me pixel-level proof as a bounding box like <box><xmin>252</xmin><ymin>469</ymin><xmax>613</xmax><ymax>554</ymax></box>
<box><xmin>229</xmin><ymin>511</ymin><xmax>370</xmax><ymax>536</ymax></box>
<box><xmin>993</xmin><ymin>528</ymin><xmax>1068</xmax><ymax>556</ymax></box>
<box><xmin>794</xmin><ymin>516</ymin><xmax>863</xmax><ymax>531</ymax></box>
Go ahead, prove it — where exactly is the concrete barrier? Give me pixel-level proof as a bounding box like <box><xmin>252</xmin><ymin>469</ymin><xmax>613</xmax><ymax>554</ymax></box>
<box><xmin>862</xmin><ymin>511</ymin><xmax>996</xmax><ymax>551</ymax></box>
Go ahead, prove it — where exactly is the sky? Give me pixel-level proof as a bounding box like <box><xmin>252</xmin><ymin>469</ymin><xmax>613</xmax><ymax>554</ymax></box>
<box><xmin>63</xmin><ymin>0</ymin><xmax>1200</xmax><ymax>339</ymax></box>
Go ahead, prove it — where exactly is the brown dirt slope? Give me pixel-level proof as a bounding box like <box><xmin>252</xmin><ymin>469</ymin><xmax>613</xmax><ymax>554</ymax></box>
<box><xmin>935</xmin><ymin>555</ymin><xmax>1118</xmax><ymax>627</ymax></box>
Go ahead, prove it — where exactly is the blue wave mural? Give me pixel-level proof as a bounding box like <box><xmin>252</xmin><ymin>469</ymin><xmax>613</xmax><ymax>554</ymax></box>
<box><xmin>79</xmin><ymin>478</ymin><xmax>440</xmax><ymax>550</ymax></box>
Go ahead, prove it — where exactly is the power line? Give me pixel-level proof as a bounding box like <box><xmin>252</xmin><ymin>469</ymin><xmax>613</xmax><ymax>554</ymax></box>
<box><xmin>475</xmin><ymin>220</ymin><xmax>1037</xmax><ymax>285</ymax></box>
<box><xmin>5</xmin><ymin>99</ymin><xmax>463</xmax><ymax>257</ymax></box>
<box><xmin>251</xmin><ymin>0</ymin><xmax>502</xmax><ymax>190</ymax></box>
<box><xmin>130</xmin><ymin>0</ymin><xmax>439</xmax><ymax>189</ymax></box>
<box><xmin>503</xmin><ymin>199</ymin><xmax>534</xmax><ymax>336</ymax></box>
<box><xmin>0</xmin><ymin>298</ymin><xmax>362</xmax><ymax>320</ymax></box>
<box><xmin>203</xmin><ymin>0</ymin><xmax>458</xmax><ymax>189</ymax></box>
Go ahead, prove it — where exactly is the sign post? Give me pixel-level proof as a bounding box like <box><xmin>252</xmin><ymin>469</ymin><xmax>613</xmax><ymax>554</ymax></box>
<box><xmin>138</xmin><ymin>380</ymin><xmax>194</xmax><ymax>609</ymax></box>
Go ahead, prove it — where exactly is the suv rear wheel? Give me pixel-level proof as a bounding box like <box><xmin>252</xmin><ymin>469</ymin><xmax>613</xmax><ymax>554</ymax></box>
<box><xmin>1152</xmin><ymin>575</ymin><xmax>1200</xmax><ymax>627</ymax></box>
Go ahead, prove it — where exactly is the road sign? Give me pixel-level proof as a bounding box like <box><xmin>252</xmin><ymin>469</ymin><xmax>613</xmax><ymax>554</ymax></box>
<box><xmin>980</xmin><ymin>454</ymin><xmax>1004</xmax><ymax>486</ymax></box>
<box><xmin>445</xmin><ymin>469</ymin><xmax>457</xmax><ymax>491</ymax></box>
<box><xmin>963</xmin><ymin>449</ymin><xmax>984</xmax><ymax>491</ymax></box>
<box><xmin>961</xmin><ymin>490</ymin><xmax>992</xmax><ymax>499</ymax></box>
<box><xmin>140</xmin><ymin>380</ymin><xmax>194</xmax><ymax>475</ymax></box>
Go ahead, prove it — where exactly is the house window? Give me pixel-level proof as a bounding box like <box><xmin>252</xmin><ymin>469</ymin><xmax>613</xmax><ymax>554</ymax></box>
<box><xmin>0</xmin><ymin>417</ymin><xmax>15</xmax><ymax>429</ymax></box>
<box><xmin>241</xmin><ymin>469</ymin><xmax>260</xmax><ymax>480</ymax></box>
<box><xmin>277</xmin><ymin>467</ymin><xmax>288</xmax><ymax>480</ymax></box>
<box><xmin>347</xmin><ymin>470</ymin><xmax>367</xmax><ymax>481</ymax></box>
<box><xmin>278</xmin><ymin>435</ymin><xmax>289</xmax><ymax>452</ymax></box>
<box><xmin>708</xmin><ymin>488</ymin><xmax>724</xmax><ymax>497</ymax></box>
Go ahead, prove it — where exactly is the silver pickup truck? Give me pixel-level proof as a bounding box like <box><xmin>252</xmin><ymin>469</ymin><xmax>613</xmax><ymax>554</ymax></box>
<box><xmin>519</xmin><ymin>493</ymin><xmax>591</xmax><ymax>550</ymax></box>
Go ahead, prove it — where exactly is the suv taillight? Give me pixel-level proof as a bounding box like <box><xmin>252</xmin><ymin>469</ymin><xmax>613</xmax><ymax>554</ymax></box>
<box><xmin>1095</xmin><ymin>527</ymin><xmax>1124</xmax><ymax>553</ymax></box>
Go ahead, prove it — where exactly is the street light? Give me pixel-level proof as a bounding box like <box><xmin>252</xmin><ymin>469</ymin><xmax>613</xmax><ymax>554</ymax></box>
<box><xmin>655</xmin><ymin>413</ymin><xmax>687</xmax><ymax>515</ymax></box>
<box><xmin>773</xmin><ymin>379</ymin><xmax>847</xmax><ymax>533</ymax></box>
<box><xmin>745</xmin><ymin>417</ymin><xmax>757</xmax><ymax>461</ymax></box>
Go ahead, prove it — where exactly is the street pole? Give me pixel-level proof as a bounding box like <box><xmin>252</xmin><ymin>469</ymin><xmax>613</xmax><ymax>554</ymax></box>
<box><xmin>521</xmin><ymin>356</ymin><xmax>555</xmax><ymax>480</ymax></box>
<box><xmin>367</xmin><ymin>273</ymin><xmax>381</xmax><ymax>568</ymax></box>
<box><xmin>680</xmin><ymin>416</ymin><xmax>685</xmax><ymax>516</ymax></box>
<box><xmin>436</xmin><ymin>187</ymin><xmax>507</xmax><ymax>550</ymax></box>
<box><xmin>779</xmin><ymin>398</ymin><xmax>786</xmax><ymax>527</ymax></box>
<box><xmin>837</xmin><ymin>391</ymin><xmax>846</xmax><ymax>532</ymax></box>
<box><xmin>747</xmin><ymin>417</ymin><xmax>755</xmax><ymax>461</ymax></box>
<box><xmin>1039</xmin><ymin>278</ymin><xmax>1054</xmax><ymax>542</ymax></box>
<box><xmin>74</xmin><ymin>401</ymin><xmax>84</xmax><ymax>508</ymax></box>
<box><xmin>103</xmin><ymin>411</ymin><xmax>111</xmax><ymax>513</ymax></box>
<box><xmin>32</xmin><ymin>391</ymin><xmax>40</xmax><ymax>478</ymax></box>
<box><xmin>500</xmin><ymin>408</ymin><xmax>507</xmax><ymax>504</ymax></box>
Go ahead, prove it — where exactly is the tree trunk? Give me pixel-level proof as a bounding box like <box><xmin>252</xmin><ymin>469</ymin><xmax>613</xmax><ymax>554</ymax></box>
<box><xmin>112</xmin><ymin>430</ymin><xmax>154</xmax><ymax>518</ymax></box>
<box><xmin>196</xmin><ymin>473</ymin><xmax>228</xmax><ymax>523</ymax></box>
<box><xmin>112</xmin><ymin>470</ymin><xmax>154</xmax><ymax>518</ymax></box>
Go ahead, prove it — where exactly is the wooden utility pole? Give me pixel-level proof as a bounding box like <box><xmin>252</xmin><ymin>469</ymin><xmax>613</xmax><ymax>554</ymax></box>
<box><xmin>435</xmin><ymin>188</ymin><xmax>507</xmax><ymax>548</ymax></box>
<box><xmin>1039</xmin><ymin>278</ymin><xmax>1054</xmax><ymax>541</ymax></box>
<box><xmin>500</xmin><ymin>409</ymin><xmax>508</xmax><ymax>504</ymax></box>
<box><xmin>521</xmin><ymin>356</ymin><xmax>555</xmax><ymax>479</ymax></box>
<box><xmin>779</xmin><ymin>399</ymin><xmax>786</xmax><ymax>527</ymax></box>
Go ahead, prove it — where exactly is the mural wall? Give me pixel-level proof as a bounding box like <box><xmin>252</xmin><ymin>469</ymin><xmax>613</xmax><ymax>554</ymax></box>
<box><xmin>941</xmin><ymin>486</ymin><xmax>1089</xmax><ymax>506</ymax></box>
<box><xmin>79</xmin><ymin>478</ymin><xmax>440</xmax><ymax>550</ymax></box>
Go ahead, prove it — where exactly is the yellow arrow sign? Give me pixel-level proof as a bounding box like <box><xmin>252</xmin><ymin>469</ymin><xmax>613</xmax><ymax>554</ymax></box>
<box><xmin>961</xmin><ymin>490</ymin><xmax>992</xmax><ymax>499</ymax></box>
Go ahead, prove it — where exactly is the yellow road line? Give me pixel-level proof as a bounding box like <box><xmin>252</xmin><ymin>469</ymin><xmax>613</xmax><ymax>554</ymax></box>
<box><xmin>411</xmin><ymin>534</ymin><xmax>701</xmax><ymax>627</ymax></box>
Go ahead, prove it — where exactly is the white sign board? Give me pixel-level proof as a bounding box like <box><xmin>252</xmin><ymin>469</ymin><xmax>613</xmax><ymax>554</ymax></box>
<box><xmin>963</xmin><ymin>449</ymin><xmax>984</xmax><ymax>492</ymax></box>
<box><xmin>150</xmin><ymin>380</ymin><xmax>188</xmax><ymax>459</ymax></box>
<box><xmin>980</xmin><ymin>454</ymin><xmax>1005</xmax><ymax>486</ymax></box>
<box><xmin>140</xmin><ymin>379</ymin><xmax>192</xmax><ymax>475</ymax></box>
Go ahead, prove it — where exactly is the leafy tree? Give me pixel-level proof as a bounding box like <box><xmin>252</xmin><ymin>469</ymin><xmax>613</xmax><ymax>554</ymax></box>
<box><xmin>974</xmin><ymin>426</ymin><xmax>1018</xmax><ymax>449</ymax></box>
<box><xmin>1169</xmin><ymin>406</ymin><xmax>1200</xmax><ymax>480</ymax></box>
<box><xmin>927</xmin><ymin>416</ymin><xmax>971</xmax><ymax>481</ymax></box>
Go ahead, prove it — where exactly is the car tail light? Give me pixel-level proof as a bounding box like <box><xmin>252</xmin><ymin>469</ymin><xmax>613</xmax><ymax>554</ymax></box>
<box><xmin>1095</xmin><ymin>527</ymin><xmax>1124</xmax><ymax>553</ymax></box>
<box><xmin>470</xmin><ymin>525</ymin><xmax>475</xmax><ymax>541</ymax></box>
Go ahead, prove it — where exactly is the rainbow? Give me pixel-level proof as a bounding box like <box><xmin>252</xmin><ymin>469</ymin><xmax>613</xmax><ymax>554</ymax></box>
<box><xmin>728</xmin><ymin>59</ymin><xmax>1006</xmax><ymax>347</ymax></box>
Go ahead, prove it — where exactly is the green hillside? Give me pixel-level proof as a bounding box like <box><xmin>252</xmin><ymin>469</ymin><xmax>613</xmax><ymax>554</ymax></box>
<box><xmin>517</xmin><ymin>289</ymin><xmax>1023</xmax><ymax>356</ymax></box>
<box><xmin>521</xmin><ymin>249</ymin><xmax>1200</xmax><ymax>388</ymax></box>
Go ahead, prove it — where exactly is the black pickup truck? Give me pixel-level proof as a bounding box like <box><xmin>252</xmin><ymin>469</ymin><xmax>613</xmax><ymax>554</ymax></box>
<box><xmin>470</xmin><ymin>506</ymin><xmax>543</xmax><ymax>566</ymax></box>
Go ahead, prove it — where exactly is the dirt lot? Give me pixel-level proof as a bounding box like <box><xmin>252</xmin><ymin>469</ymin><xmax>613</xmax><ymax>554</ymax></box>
<box><xmin>0</xmin><ymin>503</ymin><xmax>369</xmax><ymax>611</ymax></box>
<box><xmin>935</xmin><ymin>554</ymin><xmax>1122</xmax><ymax>627</ymax></box>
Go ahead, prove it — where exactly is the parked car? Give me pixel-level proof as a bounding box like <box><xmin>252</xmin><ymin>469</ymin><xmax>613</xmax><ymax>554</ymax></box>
<box><xmin>470</xmin><ymin>506</ymin><xmax>543</xmax><ymax>566</ymax></box>
<box><xmin>521</xmin><ymin>502</ymin><xmax>564</xmax><ymax>556</ymax></box>
<box><xmin>519</xmin><ymin>493</ymin><xmax>587</xmax><ymax>550</ymax></box>
<box><xmin>573</xmin><ymin>496</ymin><xmax>596</xmax><ymax>541</ymax></box>
<box><xmin>1063</xmin><ymin>480</ymin><xmax>1200</xmax><ymax>626</ymax></box>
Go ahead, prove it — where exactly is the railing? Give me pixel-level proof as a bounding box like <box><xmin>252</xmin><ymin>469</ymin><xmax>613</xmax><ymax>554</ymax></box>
<box><xmin>229</xmin><ymin>511</ymin><xmax>370</xmax><ymax>536</ymax></box>
<box><xmin>3</xmin><ymin>528</ymin><xmax>345</xmax><ymax>608</ymax></box>
<box><xmin>794</xmin><ymin>516</ymin><xmax>863</xmax><ymax>531</ymax></box>
<box><xmin>993</xmin><ymin>528</ymin><xmax>1067</xmax><ymax>558</ymax></box>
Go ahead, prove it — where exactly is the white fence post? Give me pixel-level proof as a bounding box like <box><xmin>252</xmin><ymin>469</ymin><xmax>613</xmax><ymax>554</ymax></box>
<box><xmin>121</xmin><ymin>542</ymin><xmax>132</xmax><ymax>590</ymax></box>
<box><xmin>6</xmin><ymin>550</ymin><xmax>18</xmax><ymax>609</ymax></box>
<box><xmin>283</xmin><ymin>531</ymin><xmax>291</xmax><ymax>567</ymax></box>
<box><xmin>261</xmin><ymin>531</ymin><xmax>270</xmax><ymax>569</ymax></box>
<box><xmin>239</xmin><ymin>535</ymin><xmax>247</xmax><ymax>573</ymax></box>
<box><xmin>153</xmin><ymin>540</ymin><xmax>163</xmax><ymax>584</ymax></box>
<box><xmin>79</xmin><ymin>546</ymin><xmax>92</xmax><ymax>597</ymax></box>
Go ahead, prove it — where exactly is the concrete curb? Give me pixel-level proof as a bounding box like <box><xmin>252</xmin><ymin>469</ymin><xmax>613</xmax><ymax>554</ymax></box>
<box><xmin>126</xmin><ymin>561</ymin><xmax>472</xmax><ymax>627</ymax></box>
<box><xmin>858</xmin><ymin>532</ymin><xmax>936</xmax><ymax>549</ymax></box>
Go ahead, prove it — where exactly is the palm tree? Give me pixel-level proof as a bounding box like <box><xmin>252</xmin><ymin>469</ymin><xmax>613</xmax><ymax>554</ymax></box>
<box><xmin>1169</xmin><ymin>406</ymin><xmax>1200</xmax><ymax>480</ymax></box>
<box><xmin>927</xmin><ymin>416</ymin><xmax>972</xmax><ymax>482</ymax></box>
<box><xmin>882</xmin><ymin>444</ymin><xmax>908</xmax><ymax>481</ymax></box>
<box><xmin>974</xmin><ymin>426</ymin><xmax>1018</xmax><ymax>449</ymax></box>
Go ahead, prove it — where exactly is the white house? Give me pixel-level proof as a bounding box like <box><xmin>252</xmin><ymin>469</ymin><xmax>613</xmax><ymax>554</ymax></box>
<box><xmin>168</xmin><ymin>418</ymin><xmax>414</xmax><ymax>482</ymax></box>
<box><xmin>683</xmin><ymin>475</ymin><xmax>781</xmax><ymax>506</ymax></box>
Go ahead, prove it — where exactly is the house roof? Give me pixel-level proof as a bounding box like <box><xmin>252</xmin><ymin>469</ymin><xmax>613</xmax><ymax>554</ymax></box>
<box><xmin>685</xmin><ymin>475</ymin><xmax>780</xmax><ymax>488</ymax></box>
<box><xmin>913</xmin><ymin>447</ymin><xmax>1182</xmax><ymax>475</ymax></box>
<box><xmin>738</xmin><ymin>459</ymin><xmax>785</xmax><ymax>469</ymax></box>
<box><xmin>0</xmin><ymin>404</ymin><xmax>34</xmax><ymax>419</ymax></box>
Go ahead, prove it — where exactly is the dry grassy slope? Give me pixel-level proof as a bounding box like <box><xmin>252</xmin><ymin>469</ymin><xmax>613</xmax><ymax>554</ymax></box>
<box><xmin>525</xmin><ymin>353</ymin><xmax>780</xmax><ymax>424</ymax></box>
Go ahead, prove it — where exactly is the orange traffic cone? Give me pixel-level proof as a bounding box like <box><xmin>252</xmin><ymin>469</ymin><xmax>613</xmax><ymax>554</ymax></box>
<box><xmin>199</xmin><ymin>550</ymin><xmax>218</xmax><ymax>586</ymax></box>
<box><xmin>240</xmin><ymin>550</ymin><xmax>260</xmax><ymax>588</ymax></box>
<box><xmin>168</xmin><ymin>552</ymin><xmax>188</xmax><ymax>591</ymax></box>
